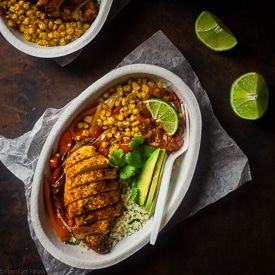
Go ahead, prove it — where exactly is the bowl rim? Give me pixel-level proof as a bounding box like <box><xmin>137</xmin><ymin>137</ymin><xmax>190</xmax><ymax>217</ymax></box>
<box><xmin>0</xmin><ymin>0</ymin><xmax>113</xmax><ymax>58</ymax></box>
<box><xmin>30</xmin><ymin>64</ymin><xmax>202</xmax><ymax>269</ymax></box>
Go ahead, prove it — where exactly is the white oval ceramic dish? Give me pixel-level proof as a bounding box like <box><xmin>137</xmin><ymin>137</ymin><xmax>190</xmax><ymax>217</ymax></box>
<box><xmin>0</xmin><ymin>0</ymin><xmax>112</xmax><ymax>58</ymax></box>
<box><xmin>30</xmin><ymin>64</ymin><xmax>202</xmax><ymax>269</ymax></box>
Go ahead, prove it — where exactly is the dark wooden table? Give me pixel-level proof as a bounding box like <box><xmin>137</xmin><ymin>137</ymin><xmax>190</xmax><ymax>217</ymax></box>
<box><xmin>1</xmin><ymin>0</ymin><xmax>275</xmax><ymax>274</ymax></box>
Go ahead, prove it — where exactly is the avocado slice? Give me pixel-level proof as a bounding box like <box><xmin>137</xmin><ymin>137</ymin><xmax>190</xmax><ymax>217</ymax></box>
<box><xmin>145</xmin><ymin>149</ymin><xmax>167</xmax><ymax>215</ymax></box>
<box><xmin>137</xmin><ymin>148</ymin><xmax>160</xmax><ymax>206</ymax></box>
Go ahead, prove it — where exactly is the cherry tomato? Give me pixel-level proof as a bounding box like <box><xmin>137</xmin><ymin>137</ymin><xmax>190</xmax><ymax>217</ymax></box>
<box><xmin>51</xmin><ymin>167</ymin><xmax>62</xmax><ymax>183</ymax></box>
<box><xmin>120</xmin><ymin>143</ymin><xmax>130</xmax><ymax>152</ymax></box>
<box><xmin>112</xmin><ymin>106</ymin><xmax>121</xmax><ymax>115</ymax></box>
<box><xmin>91</xmin><ymin>127</ymin><xmax>103</xmax><ymax>140</ymax></box>
<box><xmin>49</xmin><ymin>155</ymin><xmax>59</xmax><ymax>169</ymax></box>
<box><xmin>59</xmin><ymin>131</ymin><xmax>73</xmax><ymax>154</ymax></box>
<box><xmin>98</xmin><ymin>145</ymin><xmax>109</xmax><ymax>157</ymax></box>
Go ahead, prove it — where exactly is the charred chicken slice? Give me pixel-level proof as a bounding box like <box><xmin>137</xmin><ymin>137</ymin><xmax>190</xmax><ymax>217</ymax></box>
<box><xmin>72</xmin><ymin>218</ymin><xmax>114</xmax><ymax>239</ymax></box>
<box><xmin>64</xmin><ymin>145</ymin><xmax>97</xmax><ymax>169</ymax></box>
<box><xmin>67</xmin><ymin>190</ymin><xmax>121</xmax><ymax>217</ymax></box>
<box><xmin>84</xmin><ymin>235</ymin><xmax>110</xmax><ymax>254</ymax></box>
<box><xmin>64</xmin><ymin>180</ymin><xmax>119</xmax><ymax>206</ymax></box>
<box><xmin>65</xmin><ymin>168</ymin><xmax>117</xmax><ymax>190</ymax></box>
<box><xmin>65</xmin><ymin>154</ymin><xmax>109</xmax><ymax>178</ymax></box>
<box><xmin>75</xmin><ymin>201</ymin><xmax>122</xmax><ymax>226</ymax></box>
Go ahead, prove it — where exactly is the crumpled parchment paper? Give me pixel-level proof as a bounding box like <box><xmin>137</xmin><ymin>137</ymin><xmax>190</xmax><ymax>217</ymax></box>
<box><xmin>0</xmin><ymin>30</ymin><xmax>251</xmax><ymax>274</ymax></box>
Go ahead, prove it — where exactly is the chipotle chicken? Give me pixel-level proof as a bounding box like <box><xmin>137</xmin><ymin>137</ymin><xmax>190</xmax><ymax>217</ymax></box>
<box><xmin>60</xmin><ymin>145</ymin><xmax>122</xmax><ymax>254</ymax></box>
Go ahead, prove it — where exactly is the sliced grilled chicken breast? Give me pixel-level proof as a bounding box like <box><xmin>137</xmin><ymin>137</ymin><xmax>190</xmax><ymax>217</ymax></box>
<box><xmin>72</xmin><ymin>218</ymin><xmax>114</xmax><ymax>239</ymax></box>
<box><xmin>62</xmin><ymin>142</ymin><xmax>122</xmax><ymax>254</ymax></box>
<box><xmin>66</xmin><ymin>154</ymin><xmax>109</xmax><ymax>178</ymax></box>
<box><xmin>65</xmin><ymin>168</ymin><xmax>117</xmax><ymax>191</ymax></box>
<box><xmin>64</xmin><ymin>180</ymin><xmax>119</xmax><ymax>206</ymax></box>
<box><xmin>75</xmin><ymin>201</ymin><xmax>122</xmax><ymax>226</ymax></box>
<box><xmin>84</xmin><ymin>235</ymin><xmax>110</xmax><ymax>254</ymax></box>
<box><xmin>67</xmin><ymin>190</ymin><xmax>121</xmax><ymax>217</ymax></box>
<box><xmin>64</xmin><ymin>145</ymin><xmax>97</xmax><ymax>170</ymax></box>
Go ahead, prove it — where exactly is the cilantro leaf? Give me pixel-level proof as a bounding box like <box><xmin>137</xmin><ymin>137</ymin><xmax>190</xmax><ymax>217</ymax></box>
<box><xmin>125</xmin><ymin>151</ymin><xmax>143</xmax><ymax>168</ymax></box>
<box><xmin>130</xmin><ymin>135</ymin><xmax>145</xmax><ymax>150</ymax></box>
<box><xmin>108</xmin><ymin>149</ymin><xmax>126</xmax><ymax>168</ymax></box>
<box><xmin>120</xmin><ymin>165</ymin><xmax>137</xmax><ymax>180</ymax></box>
<box><xmin>142</xmin><ymin>145</ymin><xmax>155</xmax><ymax>159</ymax></box>
<box><xmin>128</xmin><ymin>218</ymin><xmax>140</xmax><ymax>224</ymax></box>
<box><xmin>131</xmin><ymin>177</ymin><xmax>138</xmax><ymax>188</ymax></box>
<box><xmin>131</xmin><ymin>186</ymin><xmax>139</xmax><ymax>203</ymax></box>
<box><xmin>108</xmin><ymin>136</ymin><xmax>155</xmax><ymax>183</ymax></box>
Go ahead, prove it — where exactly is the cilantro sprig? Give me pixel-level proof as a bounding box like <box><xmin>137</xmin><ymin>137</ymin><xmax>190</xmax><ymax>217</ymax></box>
<box><xmin>129</xmin><ymin>135</ymin><xmax>144</xmax><ymax>149</ymax></box>
<box><xmin>120</xmin><ymin>165</ymin><xmax>137</xmax><ymax>180</ymax></box>
<box><xmin>108</xmin><ymin>149</ymin><xmax>126</xmax><ymax>168</ymax></box>
<box><xmin>108</xmin><ymin>135</ymin><xmax>155</xmax><ymax>181</ymax></box>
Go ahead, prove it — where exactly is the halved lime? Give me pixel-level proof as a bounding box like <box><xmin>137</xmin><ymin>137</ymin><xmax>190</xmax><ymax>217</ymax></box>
<box><xmin>195</xmin><ymin>11</ymin><xmax>238</xmax><ymax>51</ymax></box>
<box><xmin>230</xmin><ymin>72</ymin><xmax>269</xmax><ymax>120</ymax></box>
<box><xmin>144</xmin><ymin>99</ymin><xmax>179</xmax><ymax>135</ymax></box>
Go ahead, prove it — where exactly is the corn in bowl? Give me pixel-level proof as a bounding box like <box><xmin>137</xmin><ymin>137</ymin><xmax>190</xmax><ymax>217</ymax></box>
<box><xmin>70</xmin><ymin>77</ymin><xmax>184</xmax><ymax>155</ymax></box>
<box><xmin>0</xmin><ymin>0</ymin><xmax>99</xmax><ymax>46</ymax></box>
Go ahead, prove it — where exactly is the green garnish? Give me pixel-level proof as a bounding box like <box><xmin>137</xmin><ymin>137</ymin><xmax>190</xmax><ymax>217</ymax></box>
<box><xmin>128</xmin><ymin>219</ymin><xmax>141</xmax><ymax>225</ymax></box>
<box><xmin>130</xmin><ymin>135</ymin><xmax>145</xmax><ymax>150</ymax></box>
<box><xmin>131</xmin><ymin>186</ymin><xmax>139</xmax><ymax>203</ymax></box>
<box><xmin>131</xmin><ymin>178</ymin><xmax>139</xmax><ymax>202</ymax></box>
<box><xmin>141</xmin><ymin>145</ymin><xmax>155</xmax><ymax>159</ymax></box>
<box><xmin>120</xmin><ymin>165</ymin><xmax>137</xmax><ymax>180</ymax></box>
<box><xmin>108</xmin><ymin>149</ymin><xmax>126</xmax><ymax>168</ymax></box>
<box><xmin>108</xmin><ymin>135</ymin><xmax>155</xmax><ymax>182</ymax></box>
<box><xmin>126</xmin><ymin>151</ymin><xmax>143</xmax><ymax>168</ymax></box>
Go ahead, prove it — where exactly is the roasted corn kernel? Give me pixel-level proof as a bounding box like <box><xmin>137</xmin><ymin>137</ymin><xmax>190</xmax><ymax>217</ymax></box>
<box><xmin>82</xmin><ymin>130</ymin><xmax>90</xmax><ymax>137</ymax></box>
<box><xmin>84</xmin><ymin>116</ymin><xmax>93</xmax><ymax>123</ymax></box>
<box><xmin>132</xmin><ymin>82</ymin><xmax>140</xmax><ymax>91</ymax></box>
<box><xmin>117</xmin><ymin>115</ymin><xmax>124</xmax><ymax>121</ymax></box>
<box><xmin>77</xmin><ymin>122</ymin><xmax>89</xmax><ymax>129</ymax></box>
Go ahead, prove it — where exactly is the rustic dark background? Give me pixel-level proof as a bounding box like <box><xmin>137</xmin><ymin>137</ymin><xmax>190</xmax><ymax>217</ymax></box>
<box><xmin>1</xmin><ymin>0</ymin><xmax>275</xmax><ymax>274</ymax></box>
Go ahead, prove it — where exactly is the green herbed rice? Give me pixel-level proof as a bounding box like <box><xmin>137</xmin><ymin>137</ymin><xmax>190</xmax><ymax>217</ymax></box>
<box><xmin>109</xmin><ymin>182</ymin><xmax>149</xmax><ymax>246</ymax></box>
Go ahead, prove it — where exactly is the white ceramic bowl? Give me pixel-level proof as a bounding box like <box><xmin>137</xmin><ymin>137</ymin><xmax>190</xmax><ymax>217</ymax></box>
<box><xmin>0</xmin><ymin>0</ymin><xmax>112</xmax><ymax>58</ymax></box>
<box><xmin>30</xmin><ymin>64</ymin><xmax>202</xmax><ymax>269</ymax></box>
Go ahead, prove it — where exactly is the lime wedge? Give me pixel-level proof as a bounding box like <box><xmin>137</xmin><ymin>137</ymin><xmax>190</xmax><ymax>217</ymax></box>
<box><xmin>230</xmin><ymin>72</ymin><xmax>269</xmax><ymax>120</ymax></box>
<box><xmin>195</xmin><ymin>11</ymin><xmax>238</xmax><ymax>51</ymax></box>
<box><xmin>144</xmin><ymin>99</ymin><xmax>179</xmax><ymax>135</ymax></box>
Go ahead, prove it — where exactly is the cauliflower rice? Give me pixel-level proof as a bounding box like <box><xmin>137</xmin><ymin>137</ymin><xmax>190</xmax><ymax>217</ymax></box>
<box><xmin>109</xmin><ymin>182</ymin><xmax>149</xmax><ymax>246</ymax></box>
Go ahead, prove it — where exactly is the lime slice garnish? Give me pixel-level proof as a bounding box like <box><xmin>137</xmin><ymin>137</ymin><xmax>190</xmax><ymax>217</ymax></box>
<box><xmin>230</xmin><ymin>72</ymin><xmax>269</xmax><ymax>120</ymax></box>
<box><xmin>195</xmin><ymin>11</ymin><xmax>238</xmax><ymax>51</ymax></box>
<box><xmin>144</xmin><ymin>99</ymin><xmax>179</xmax><ymax>135</ymax></box>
